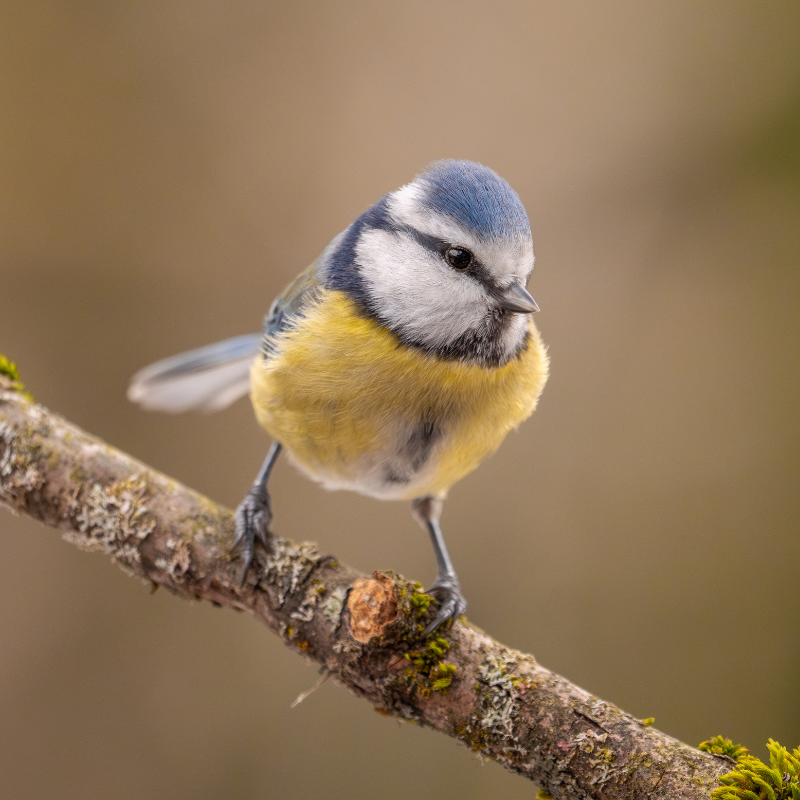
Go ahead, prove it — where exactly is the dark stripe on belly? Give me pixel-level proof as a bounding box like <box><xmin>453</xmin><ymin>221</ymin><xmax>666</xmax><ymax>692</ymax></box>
<box><xmin>407</xmin><ymin>415</ymin><xmax>441</xmax><ymax>470</ymax></box>
<box><xmin>382</xmin><ymin>415</ymin><xmax>443</xmax><ymax>484</ymax></box>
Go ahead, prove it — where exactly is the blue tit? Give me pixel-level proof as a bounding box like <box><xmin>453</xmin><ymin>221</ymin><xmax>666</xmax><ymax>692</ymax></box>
<box><xmin>128</xmin><ymin>160</ymin><xmax>549</xmax><ymax>634</ymax></box>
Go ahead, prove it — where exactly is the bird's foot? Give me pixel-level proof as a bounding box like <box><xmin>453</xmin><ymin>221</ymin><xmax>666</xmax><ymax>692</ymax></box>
<box><xmin>231</xmin><ymin>484</ymin><xmax>273</xmax><ymax>587</ymax></box>
<box><xmin>423</xmin><ymin>575</ymin><xmax>467</xmax><ymax>636</ymax></box>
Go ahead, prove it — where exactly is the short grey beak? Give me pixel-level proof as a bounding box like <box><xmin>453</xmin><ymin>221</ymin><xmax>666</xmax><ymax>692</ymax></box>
<box><xmin>497</xmin><ymin>282</ymin><xmax>540</xmax><ymax>314</ymax></box>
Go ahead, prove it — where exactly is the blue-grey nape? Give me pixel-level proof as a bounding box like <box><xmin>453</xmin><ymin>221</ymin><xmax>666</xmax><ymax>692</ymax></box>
<box><xmin>323</xmin><ymin>196</ymin><xmax>395</xmax><ymax>312</ymax></box>
<box><xmin>418</xmin><ymin>160</ymin><xmax>531</xmax><ymax>242</ymax></box>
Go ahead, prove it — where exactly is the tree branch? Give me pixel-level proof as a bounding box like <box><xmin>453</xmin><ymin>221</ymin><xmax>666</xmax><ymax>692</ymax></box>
<box><xmin>0</xmin><ymin>379</ymin><xmax>730</xmax><ymax>799</ymax></box>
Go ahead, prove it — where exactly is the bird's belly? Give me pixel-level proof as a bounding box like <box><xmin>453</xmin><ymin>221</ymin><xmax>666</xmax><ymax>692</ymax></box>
<box><xmin>284</xmin><ymin>414</ymin><xmax>454</xmax><ymax>501</ymax></box>
<box><xmin>249</xmin><ymin>290</ymin><xmax>548</xmax><ymax>501</ymax></box>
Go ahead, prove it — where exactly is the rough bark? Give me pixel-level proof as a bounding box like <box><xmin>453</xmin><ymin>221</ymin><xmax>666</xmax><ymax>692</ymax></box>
<box><xmin>0</xmin><ymin>379</ymin><xmax>731</xmax><ymax>799</ymax></box>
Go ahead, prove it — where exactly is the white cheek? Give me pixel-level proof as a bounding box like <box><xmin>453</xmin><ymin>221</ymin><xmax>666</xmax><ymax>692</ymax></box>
<box><xmin>355</xmin><ymin>228</ymin><xmax>489</xmax><ymax>349</ymax></box>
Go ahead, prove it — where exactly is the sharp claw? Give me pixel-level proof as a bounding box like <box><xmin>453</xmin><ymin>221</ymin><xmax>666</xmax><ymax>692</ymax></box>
<box><xmin>238</xmin><ymin>541</ymin><xmax>254</xmax><ymax>588</ymax></box>
<box><xmin>423</xmin><ymin>576</ymin><xmax>467</xmax><ymax>636</ymax></box>
<box><xmin>255</xmin><ymin>521</ymin><xmax>271</xmax><ymax>549</ymax></box>
<box><xmin>422</xmin><ymin>614</ymin><xmax>449</xmax><ymax>638</ymax></box>
<box><xmin>231</xmin><ymin>515</ymin><xmax>247</xmax><ymax>553</ymax></box>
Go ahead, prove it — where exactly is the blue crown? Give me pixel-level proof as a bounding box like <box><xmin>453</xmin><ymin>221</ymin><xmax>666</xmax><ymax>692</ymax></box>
<box><xmin>417</xmin><ymin>160</ymin><xmax>530</xmax><ymax>242</ymax></box>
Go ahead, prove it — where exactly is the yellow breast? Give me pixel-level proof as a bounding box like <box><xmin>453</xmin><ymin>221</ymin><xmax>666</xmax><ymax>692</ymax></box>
<box><xmin>250</xmin><ymin>289</ymin><xmax>548</xmax><ymax>500</ymax></box>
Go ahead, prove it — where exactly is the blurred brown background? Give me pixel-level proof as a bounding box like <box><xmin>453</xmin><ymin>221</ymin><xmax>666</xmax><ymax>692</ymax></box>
<box><xmin>2</xmin><ymin>2</ymin><xmax>800</xmax><ymax>798</ymax></box>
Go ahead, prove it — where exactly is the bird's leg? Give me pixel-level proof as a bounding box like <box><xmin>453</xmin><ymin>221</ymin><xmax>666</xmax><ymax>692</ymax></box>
<box><xmin>411</xmin><ymin>496</ymin><xmax>467</xmax><ymax>636</ymax></box>
<box><xmin>231</xmin><ymin>441</ymin><xmax>282</xmax><ymax>586</ymax></box>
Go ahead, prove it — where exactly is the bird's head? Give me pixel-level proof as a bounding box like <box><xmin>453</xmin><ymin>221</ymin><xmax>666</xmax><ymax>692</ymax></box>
<box><xmin>323</xmin><ymin>160</ymin><xmax>538</xmax><ymax>366</ymax></box>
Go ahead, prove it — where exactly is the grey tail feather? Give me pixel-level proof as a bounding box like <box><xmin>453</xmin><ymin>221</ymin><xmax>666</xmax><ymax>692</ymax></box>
<box><xmin>128</xmin><ymin>333</ymin><xmax>262</xmax><ymax>413</ymax></box>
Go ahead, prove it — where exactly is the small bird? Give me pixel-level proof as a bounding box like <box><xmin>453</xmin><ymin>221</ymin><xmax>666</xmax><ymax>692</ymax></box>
<box><xmin>128</xmin><ymin>160</ymin><xmax>549</xmax><ymax>634</ymax></box>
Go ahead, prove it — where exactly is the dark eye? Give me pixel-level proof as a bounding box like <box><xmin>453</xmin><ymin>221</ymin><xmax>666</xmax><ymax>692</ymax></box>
<box><xmin>445</xmin><ymin>247</ymin><xmax>473</xmax><ymax>270</ymax></box>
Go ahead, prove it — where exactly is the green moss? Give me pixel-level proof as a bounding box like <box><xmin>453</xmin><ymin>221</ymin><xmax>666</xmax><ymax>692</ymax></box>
<box><xmin>0</xmin><ymin>354</ymin><xmax>33</xmax><ymax>401</ymax></box>
<box><xmin>700</xmin><ymin>735</ymin><xmax>749</xmax><ymax>762</ymax></box>
<box><xmin>711</xmin><ymin>739</ymin><xmax>800</xmax><ymax>800</ymax></box>
<box><xmin>402</xmin><ymin>633</ymin><xmax>457</xmax><ymax>693</ymax></box>
<box><xmin>536</xmin><ymin>790</ymin><xmax>554</xmax><ymax>800</ymax></box>
<box><xmin>0</xmin><ymin>354</ymin><xmax>22</xmax><ymax>383</ymax></box>
<box><xmin>409</xmin><ymin>589</ymin><xmax>433</xmax><ymax>613</ymax></box>
<box><xmin>394</xmin><ymin>581</ymin><xmax>437</xmax><ymax>637</ymax></box>
<box><xmin>430</xmin><ymin>661</ymin><xmax>457</xmax><ymax>691</ymax></box>
<box><xmin>642</xmin><ymin>717</ymin><xmax>655</xmax><ymax>726</ymax></box>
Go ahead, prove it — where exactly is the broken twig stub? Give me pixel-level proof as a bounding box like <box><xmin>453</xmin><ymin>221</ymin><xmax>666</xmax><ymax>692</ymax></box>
<box><xmin>347</xmin><ymin>572</ymin><xmax>399</xmax><ymax>643</ymax></box>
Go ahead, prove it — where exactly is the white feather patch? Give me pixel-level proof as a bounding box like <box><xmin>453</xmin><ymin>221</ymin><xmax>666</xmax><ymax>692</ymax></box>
<box><xmin>128</xmin><ymin>334</ymin><xmax>261</xmax><ymax>413</ymax></box>
<box><xmin>356</xmin><ymin>227</ymin><xmax>490</xmax><ymax>351</ymax></box>
<box><xmin>128</xmin><ymin>358</ymin><xmax>254</xmax><ymax>413</ymax></box>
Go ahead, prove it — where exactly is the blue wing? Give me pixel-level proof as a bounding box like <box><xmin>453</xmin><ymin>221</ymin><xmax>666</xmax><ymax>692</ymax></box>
<box><xmin>262</xmin><ymin>260</ymin><xmax>322</xmax><ymax>348</ymax></box>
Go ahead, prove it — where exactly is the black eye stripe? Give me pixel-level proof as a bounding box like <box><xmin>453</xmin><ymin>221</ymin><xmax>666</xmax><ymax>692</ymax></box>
<box><xmin>389</xmin><ymin>225</ymin><xmax>472</xmax><ymax>267</ymax></box>
<box><xmin>378</xmin><ymin>222</ymin><xmax>500</xmax><ymax>291</ymax></box>
<box><xmin>396</xmin><ymin>225</ymin><xmax>444</xmax><ymax>253</ymax></box>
